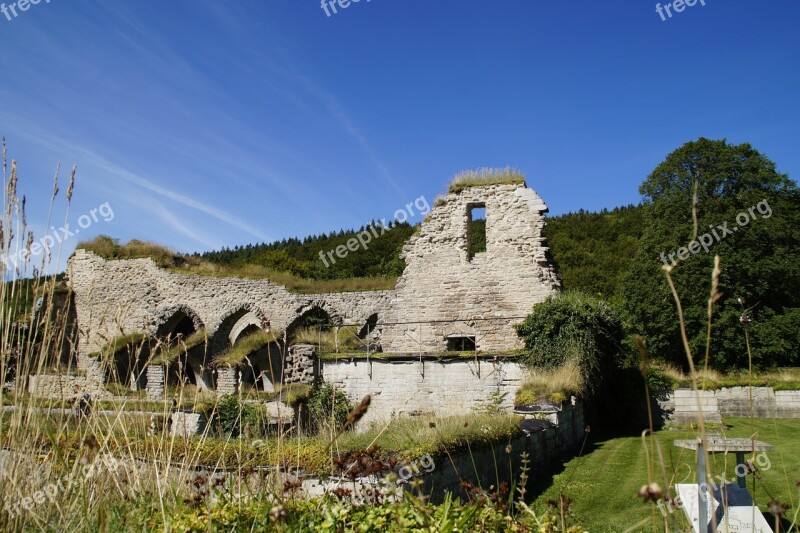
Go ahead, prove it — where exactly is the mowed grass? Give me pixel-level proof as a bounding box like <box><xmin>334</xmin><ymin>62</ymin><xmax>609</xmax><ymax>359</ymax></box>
<box><xmin>531</xmin><ymin>418</ymin><xmax>800</xmax><ymax>532</ymax></box>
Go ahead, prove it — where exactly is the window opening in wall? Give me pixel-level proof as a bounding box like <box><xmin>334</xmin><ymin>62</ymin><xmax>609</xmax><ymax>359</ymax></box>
<box><xmin>446</xmin><ymin>335</ymin><xmax>476</xmax><ymax>352</ymax></box>
<box><xmin>468</xmin><ymin>204</ymin><xmax>486</xmax><ymax>260</ymax></box>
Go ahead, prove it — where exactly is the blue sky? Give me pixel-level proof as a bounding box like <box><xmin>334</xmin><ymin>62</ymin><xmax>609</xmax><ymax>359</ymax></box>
<box><xmin>0</xmin><ymin>0</ymin><xmax>798</xmax><ymax>269</ymax></box>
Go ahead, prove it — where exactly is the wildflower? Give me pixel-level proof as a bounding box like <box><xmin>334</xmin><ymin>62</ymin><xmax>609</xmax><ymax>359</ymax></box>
<box><xmin>637</xmin><ymin>482</ymin><xmax>663</xmax><ymax>503</ymax></box>
<box><xmin>269</xmin><ymin>504</ymin><xmax>287</xmax><ymax>523</ymax></box>
<box><xmin>767</xmin><ymin>500</ymin><xmax>789</xmax><ymax>519</ymax></box>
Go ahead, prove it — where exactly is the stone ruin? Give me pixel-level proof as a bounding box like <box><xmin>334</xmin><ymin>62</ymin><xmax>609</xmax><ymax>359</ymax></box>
<box><xmin>30</xmin><ymin>180</ymin><xmax>561</xmax><ymax>408</ymax></box>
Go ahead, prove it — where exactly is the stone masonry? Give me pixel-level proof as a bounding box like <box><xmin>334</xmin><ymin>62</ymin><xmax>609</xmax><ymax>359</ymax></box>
<box><xmin>659</xmin><ymin>387</ymin><xmax>800</xmax><ymax>424</ymax></box>
<box><xmin>284</xmin><ymin>345</ymin><xmax>317</xmax><ymax>385</ymax></box>
<box><xmin>62</xmin><ymin>180</ymin><xmax>562</xmax><ymax>411</ymax></box>
<box><xmin>381</xmin><ymin>184</ymin><xmax>560</xmax><ymax>352</ymax></box>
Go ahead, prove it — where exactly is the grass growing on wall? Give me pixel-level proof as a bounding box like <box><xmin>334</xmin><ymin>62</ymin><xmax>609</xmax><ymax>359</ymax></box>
<box><xmin>213</xmin><ymin>329</ymin><xmax>282</xmax><ymax>367</ymax></box>
<box><xmin>448</xmin><ymin>167</ymin><xmax>526</xmax><ymax>194</ymax></box>
<box><xmin>515</xmin><ymin>359</ymin><xmax>585</xmax><ymax>406</ymax></box>
<box><xmin>76</xmin><ymin>236</ymin><xmax>398</xmax><ymax>293</ymax></box>
<box><xmin>94</xmin><ymin>332</ymin><xmax>150</xmax><ymax>360</ymax></box>
<box><xmin>150</xmin><ymin>329</ymin><xmax>208</xmax><ymax>365</ymax></box>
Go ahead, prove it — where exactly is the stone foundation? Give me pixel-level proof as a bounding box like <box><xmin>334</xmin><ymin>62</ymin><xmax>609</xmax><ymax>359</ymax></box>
<box><xmin>170</xmin><ymin>411</ymin><xmax>207</xmax><ymax>437</ymax></box>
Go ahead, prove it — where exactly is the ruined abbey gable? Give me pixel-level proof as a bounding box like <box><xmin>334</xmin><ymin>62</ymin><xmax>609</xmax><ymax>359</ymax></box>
<box><xmin>63</xmin><ymin>182</ymin><xmax>560</xmax><ymax>401</ymax></box>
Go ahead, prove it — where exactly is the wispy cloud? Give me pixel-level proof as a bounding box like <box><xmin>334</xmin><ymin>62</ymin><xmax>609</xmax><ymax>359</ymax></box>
<box><xmin>90</xmin><ymin>156</ymin><xmax>272</xmax><ymax>243</ymax></box>
<box><xmin>144</xmin><ymin>200</ymin><xmax>222</xmax><ymax>250</ymax></box>
<box><xmin>252</xmin><ymin>47</ymin><xmax>404</xmax><ymax>195</ymax></box>
<box><xmin>12</xmin><ymin>123</ymin><xmax>272</xmax><ymax>243</ymax></box>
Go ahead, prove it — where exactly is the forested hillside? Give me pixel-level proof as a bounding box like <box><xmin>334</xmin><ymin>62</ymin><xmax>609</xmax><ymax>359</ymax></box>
<box><xmin>196</xmin><ymin>221</ymin><xmax>416</xmax><ymax>281</ymax></box>
<box><xmin>542</xmin><ymin>205</ymin><xmax>644</xmax><ymax>299</ymax></box>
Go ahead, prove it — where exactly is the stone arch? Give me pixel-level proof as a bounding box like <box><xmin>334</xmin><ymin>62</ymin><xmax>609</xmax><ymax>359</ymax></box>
<box><xmin>232</xmin><ymin>324</ymin><xmax>284</xmax><ymax>394</ymax></box>
<box><xmin>150</xmin><ymin>305</ymin><xmax>208</xmax><ymax>391</ymax></box>
<box><xmin>210</xmin><ymin>305</ymin><xmax>271</xmax><ymax>357</ymax></box>
<box><xmin>151</xmin><ymin>304</ymin><xmax>204</xmax><ymax>338</ymax></box>
<box><xmin>285</xmin><ymin>305</ymin><xmax>337</xmax><ymax>345</ymax></box>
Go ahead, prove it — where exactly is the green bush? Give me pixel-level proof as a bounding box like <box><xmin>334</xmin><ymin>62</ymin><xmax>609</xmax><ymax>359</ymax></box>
<box><xmin>216</xmin><ymin>394</ymin><xmax>268</xmax><ymax>437</ymax></box>
<box><xmin>306</xmin><ymin>380</ymin><xmax>353</xmax><ymax>434</ymax></box>
<box><xmin>515</xmin><ymin>291</ymin><xmax>625</xmax><ymax>395</ymax></box>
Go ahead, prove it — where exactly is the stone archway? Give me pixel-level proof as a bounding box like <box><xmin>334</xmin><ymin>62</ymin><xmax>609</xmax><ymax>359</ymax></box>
<box><xmin>151</xmin><ymin>306</ymin><xmax>208</xmax><ymax>391</ymax></box>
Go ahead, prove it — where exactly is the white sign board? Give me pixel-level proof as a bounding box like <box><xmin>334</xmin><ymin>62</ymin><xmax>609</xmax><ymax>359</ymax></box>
<box><xmin>675</xmin><ymin>483</ymin><xmax>773</xmax><ymax>533</ymax></box>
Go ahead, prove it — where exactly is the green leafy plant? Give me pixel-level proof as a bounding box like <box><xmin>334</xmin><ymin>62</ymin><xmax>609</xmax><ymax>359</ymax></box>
<box><xmin>306</xmin><ymin>380</ymin><xmax>353</xmax><ymax>434</ymax></box>
<box><xmin>515</xmin><ymin>291</ymin><xmax>625</xmax><ymax>395</ymax></box>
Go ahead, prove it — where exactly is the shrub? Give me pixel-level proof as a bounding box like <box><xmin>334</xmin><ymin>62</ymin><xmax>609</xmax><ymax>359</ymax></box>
<box><xmin>515</xmin><ymin>291</ymin><xmax>624</xmax><ymax>395</ymax></box>
<box><xmin>216</xmin><ymin>394</ymin><xmax>269</xmax><ymax>437</ymax></box>
<box><xmin>515</xmin><ymin>359</ymin><xmax>584</xmax><ymax>406</ymax></box>
<box><xmin>306</xmin><ymin>380</ymin><xmax>353</xmax><ymax>434</ymax></box>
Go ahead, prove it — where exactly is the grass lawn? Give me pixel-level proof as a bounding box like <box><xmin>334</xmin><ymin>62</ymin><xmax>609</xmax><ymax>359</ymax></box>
<box><xmin>531</xmin><ymin>418</ymin><xmax>800</xmax><ymax>532</ymax></box>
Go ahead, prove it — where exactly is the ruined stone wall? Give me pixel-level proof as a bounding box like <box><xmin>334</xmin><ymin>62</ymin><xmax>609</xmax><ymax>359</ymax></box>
<box><xmin>66</xmin><ymin>180</ymin><xmax>561</xmax><ymax>399</ymax></box>
<box><xmin>67</xmin><ymin>250</ymin><xmax>391</xmax><ymax>360</ymax></box>
<box><xmin>382</xmin><ymin>183</ymin><xmax>560</xmax><ymax>352</ymax></box>
<box><xmin>284</xmin><ymin>345</ymin><xmax>317</xmax><ymax>385</ymax></box>
<box><xmin>27</xmin><ymin>373</ymin><xmax>112</xmax><ymax>400</ymax></box>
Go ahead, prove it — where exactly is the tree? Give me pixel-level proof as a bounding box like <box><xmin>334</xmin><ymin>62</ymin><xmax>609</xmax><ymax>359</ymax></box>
<box><xmin>619</xmin><ymin>138</ymin><xmax>800</xmax><ymax>370</ymax></box>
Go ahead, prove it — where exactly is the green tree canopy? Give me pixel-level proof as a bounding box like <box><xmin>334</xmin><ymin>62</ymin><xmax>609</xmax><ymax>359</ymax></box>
<box><xmin>619</xmin><ymin>138</ymin><xmax>800</xmax><ymax>370</ymax></box>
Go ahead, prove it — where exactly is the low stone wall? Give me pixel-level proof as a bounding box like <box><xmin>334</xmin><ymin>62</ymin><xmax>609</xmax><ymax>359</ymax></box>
<box><xmin>170</xmin><ymin>411</ymin><xmax>207</xmax><ymax>438</ymax></box>
<box><xmin>27</xmin><ymin>373</ymin><xmax>112</xmax><ymax>400</ymax></box>
<box><xmin>418</xmin><ymin>403</ymin><xmax>585</xmax><ymax>502</ymax></box>
<box><xmin>660</xmin><ymin>387</ymin><xmax>800</xmax><ymax>423</ymax></box>
<box><xmin>322</xmin><ymin>356</ymin><xmax>527</xmax><ymax>425</ymax></box>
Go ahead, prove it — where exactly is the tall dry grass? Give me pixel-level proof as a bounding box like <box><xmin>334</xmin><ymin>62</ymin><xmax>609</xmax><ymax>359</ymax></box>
<box><xmin>0</xmin><ymin>144</ymin><xmax>319</xmax><ymax>530</ymax></box>
<box><xmin>515</xmin><ymin>359</ymin><xmax>584</xmax><ymax>406</ymax></box>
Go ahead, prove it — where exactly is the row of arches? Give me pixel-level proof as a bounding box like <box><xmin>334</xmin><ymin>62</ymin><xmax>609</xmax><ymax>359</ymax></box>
<box><xmin>104</xmin><ymin>304</ymin><xmax>380</xmax><ymax>395</ymax></box>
